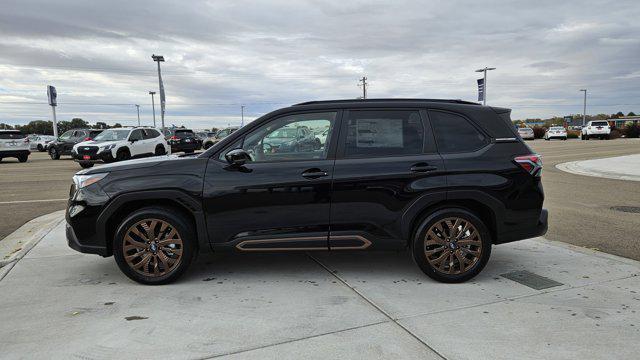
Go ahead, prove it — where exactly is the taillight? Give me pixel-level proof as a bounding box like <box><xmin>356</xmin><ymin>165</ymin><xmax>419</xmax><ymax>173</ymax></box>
<box><xmin>84</xmin><ymin>137</ymin><xmax>92</xmax><ymax>141</ymax></box>
<box><xmin>514</xmin><ymin>154</ymin><xmax>542</xmax><ymax>177</ymax></box>
<box><xmin>170</xmin><ymin>136</ymin><xmax>179</xmax><ymax>140</ymax></box>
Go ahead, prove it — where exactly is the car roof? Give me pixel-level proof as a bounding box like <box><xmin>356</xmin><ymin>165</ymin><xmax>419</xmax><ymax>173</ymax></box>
<box><xmin>293</xmin><ymin>98</ymin><xmax>480</xmax><ymax>107</ymax></box>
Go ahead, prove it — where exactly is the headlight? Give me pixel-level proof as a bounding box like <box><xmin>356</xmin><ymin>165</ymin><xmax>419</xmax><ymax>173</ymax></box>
<box><xmin>73</xmin><ymin>173</ymin><xmax>108</xmax><ymax>189</ymax></box>
<box><xmin>100</xmin><ymin>144</ymin><xmax>116</xmax><ymax>151</ymax></box>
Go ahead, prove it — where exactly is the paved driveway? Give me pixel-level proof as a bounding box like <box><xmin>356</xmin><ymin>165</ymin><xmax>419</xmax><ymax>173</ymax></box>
<box><xmin>1</xmin><ymin>218</ymin><xmax>639</xmax><ymax>359</ymax></box>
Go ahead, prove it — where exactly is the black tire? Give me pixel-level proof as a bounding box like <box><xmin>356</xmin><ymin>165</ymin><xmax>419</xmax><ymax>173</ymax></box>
<box><xmin>113</xmin><ymin>207</ymin><xmax>196</xmax><ymax>285</ymax></box>
<box><xmin>154</xmin><ymin>145</ymin><xmax>166</xmax><ymax>156</ymax></box>
<box><xmin>79</xmin><ymin>162</ymin><xmax>94</xmax><ymax>169</ymax></box>
<box><xmin>116</xmin><ymin>148</ymin><xmax>130</xmax><ymax>161</ymax></box>
<box><xmin>203</xmin><ymin>142</ymin><xmax>212</xmax><ymax>150</ymax></box>
<box><xmin>0</xmin><ymin>158</ymin><xmax>3</xmax><ymax>162</ymax></box>
<box><xmin>37</xmin><ymin>144</ymin><xmax>44</xmax><ymax>152</ymax></box>
<box><xmin>17</xmin><ymin>154</ymin><xmax>28</xmax><ymax>163</ymax></box>
<box><xmin>49</xmin><ymin>147</ymin><xmax>60</xmax><ymax>160</ymax></box>
<box><xmin>412</xmin><ymin>208</ymin><xmax>492</xmax><ymax>283</ymax></box>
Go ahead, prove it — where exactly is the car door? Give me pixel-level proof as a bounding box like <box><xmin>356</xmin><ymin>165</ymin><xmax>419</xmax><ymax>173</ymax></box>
<box><xmin>203</xmin><ymin>110</ymin><xmax>340</xmax><ymax>251</ymax></box>
<box><xmin>329</xmin><ymin>108</ymin><xmax>446</xmax><ymax>250</ymax></box>
<box><xmin>127</xmin><ymin>129</ymin><xmax>144</xmax><ymax>156</ymax></box>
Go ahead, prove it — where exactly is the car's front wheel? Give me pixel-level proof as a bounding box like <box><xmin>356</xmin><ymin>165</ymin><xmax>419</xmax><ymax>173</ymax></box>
<box><xmin>49</xmin><ymin>147</ymin><xmax>60</xmax><ymax>160</ymax></box>
<box><xmin>113</xmin><ymin>207</ymin><xmax>196</xmax><ymax>285</ymax></box>
<box><xmin>412</xmin><ymin>209</ymin><xmax>492</xmax><ymax>283</ymax></box>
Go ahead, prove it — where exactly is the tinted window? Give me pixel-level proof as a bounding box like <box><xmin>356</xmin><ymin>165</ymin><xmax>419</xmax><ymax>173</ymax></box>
<box><xmin>236</xmin><ymin>112</ymin><xmax>336</xmax><ymax>162</ymax></box>
<box><xmin>591</xmin><ymin>121</ymin><xmax>608</xmax><ymax>126</ymax></box>
<box><xmin>175</xmin><ymin>130</ymin><xmax>195</xmax><ymax>138</ymax></box>
<box><xmin>430</xmin><ymin>111</ymin><xmax>488</xmax><ymax>153</ymax></box>
<box><xmin>344</xmin><ymin>110</ymin><xmax>424</xmax><ymax>157</ymax></box>
<box><xmin>59</xmin><ymin>131</ymin><xmax>74</xmax><ymax>140</ymax></box>
<box><xmin>0</xmin><ymin>131</ymin><xmax>26</xmax><ymax>139</ymax></box>
<box><xmin>143</xmin><ymin>129</ymin><xmax>160</xmax><ymax>139</ymax></box>
<box><xmin>129</xmin><ymin>129</ymin><xmax>143</xmax><ymax>141</ymax></box>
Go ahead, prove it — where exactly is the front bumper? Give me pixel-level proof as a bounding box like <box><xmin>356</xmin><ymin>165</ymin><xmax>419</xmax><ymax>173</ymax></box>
<box><xmin>66</xmin><ymin>221</ymin><xmax>109</xmax><ymax>256</ymax></box>
<box><xmin>72</xmin><ymin>150</ymin><xmax>114</xmax><ymax>163</ymax></box>
<box><xmin>496</xmin><ymin>209</ymin><xmax>548</xmax><ymax>244</ymax></box>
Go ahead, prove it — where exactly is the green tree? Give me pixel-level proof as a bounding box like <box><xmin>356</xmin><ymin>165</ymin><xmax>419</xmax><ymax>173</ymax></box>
<box><xmin>113</xmin><ymin>123</ymin><xmax>122</xmax><ymax>128</ymax></box>
<box><xmin>616</xmin><ymin>111</ymin><xmax>625</xmax><ymax>118</ymax></box>
<box><xmin>628</xmin><ymin>112</ymin><xmax>637</xmax><ymax>117</ymax></box>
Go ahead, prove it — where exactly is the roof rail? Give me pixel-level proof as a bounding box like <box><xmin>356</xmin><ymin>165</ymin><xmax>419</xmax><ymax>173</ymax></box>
<box><xmin>293</xmin><ymin>98</ymin><xmax>480</xmax><ymax>106</ymax></box>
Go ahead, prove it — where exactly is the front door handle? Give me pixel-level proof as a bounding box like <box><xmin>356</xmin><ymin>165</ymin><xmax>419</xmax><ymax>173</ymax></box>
<box><xmin>410</xmin><ymin>163</ymin><xmax>438</xmax><ymax>173</ymax></box>
<box><xmin>301</xmin><ymin>169</ymin><xmax>328</xmax><ymax>179</ymax></box>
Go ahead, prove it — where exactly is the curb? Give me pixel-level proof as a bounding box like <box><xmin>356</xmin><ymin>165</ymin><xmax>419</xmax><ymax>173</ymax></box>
<box><xmin>556</xmin><ymin>154</ymin><xmax>640</xmax><ymax>182</ymax></box>
<box><xmin>0</xmin><ymin>210</ymin><xmax>66</xmax><ymax>271</ymax></box>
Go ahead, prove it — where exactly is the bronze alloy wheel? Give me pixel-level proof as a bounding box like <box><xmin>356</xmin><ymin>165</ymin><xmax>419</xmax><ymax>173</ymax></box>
<box><xmin>424</xmin><ymin>217</ymin><xmax>482</xmax><ymax>275</ymax></box>
<box><xmin>123</xmin><ymin>218</ymin><xmax>183</xmax><ymax>277</ymax></box>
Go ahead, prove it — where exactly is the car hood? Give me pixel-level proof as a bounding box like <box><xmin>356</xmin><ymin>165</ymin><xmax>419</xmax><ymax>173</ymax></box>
<box><xmin>77</xmin><ymin>154</ymin><xmax>197</xmax><ymax>175</ymax></box>
<box><xmin>73</xmin><ymin>140</ymin><xmax>118</xmax><ymax>149</ymax></box>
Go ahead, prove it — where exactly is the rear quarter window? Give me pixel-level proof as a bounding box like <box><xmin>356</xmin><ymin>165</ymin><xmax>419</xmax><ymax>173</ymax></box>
<box><xmin>429</xmin><ymin>110</ymin><xmax>488</xmax><ymax>153</ymax></box>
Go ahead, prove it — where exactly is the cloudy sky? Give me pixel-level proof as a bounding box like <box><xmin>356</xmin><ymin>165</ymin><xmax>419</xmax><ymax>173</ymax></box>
<box><xmin>1</xmin><ymin>0</ymin><xmax>639</xmax><ymax>129</ymax></box>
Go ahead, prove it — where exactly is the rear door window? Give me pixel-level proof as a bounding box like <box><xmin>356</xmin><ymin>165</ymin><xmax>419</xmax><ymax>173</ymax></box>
<box><xmin>429</xmin><ymin>111</ymin><xmax>488</xmax><ymax>153</ymax></box>
<box><xmin>343</xmin><ymin>110</ymin><xmax>424</xmax><ymax>157</ymax></box>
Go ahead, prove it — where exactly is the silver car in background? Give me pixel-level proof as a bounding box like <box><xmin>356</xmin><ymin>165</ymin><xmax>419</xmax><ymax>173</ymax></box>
<box><xmin>517</xmin><ymin>127</ymin><xmax>535</xmax><ymax>140</ymax></box>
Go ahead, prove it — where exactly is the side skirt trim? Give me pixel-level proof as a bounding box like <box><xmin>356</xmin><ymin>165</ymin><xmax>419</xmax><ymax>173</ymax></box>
<box><xmin>235</xmin><ymin>235</ymin><xmax>372</xmax><ymax>252</ymax></box>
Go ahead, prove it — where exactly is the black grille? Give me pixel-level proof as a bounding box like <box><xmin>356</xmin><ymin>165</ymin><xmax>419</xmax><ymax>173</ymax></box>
<box><xmin>76</xmin><ymin>146</ymin><xmax>99</xmax><ymax>156</ymax></box>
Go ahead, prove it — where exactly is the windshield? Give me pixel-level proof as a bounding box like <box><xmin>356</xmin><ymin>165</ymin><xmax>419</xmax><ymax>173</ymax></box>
<box><xmin>93</xmin><ymin>129</ymin><xmax>130</xmax><ymax>141</ymax></box>
<box><xmin>591</xmin><ymin>121</ymin><xmax>608</xmax><ymax>126</ymax></box>
<box><xmin>267</xmin><ymin>128</ymin><xmax>297</xmax><ymax>138</ymax></box>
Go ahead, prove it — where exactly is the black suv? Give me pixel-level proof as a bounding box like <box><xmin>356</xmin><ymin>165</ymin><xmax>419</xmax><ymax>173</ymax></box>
<box><xmin>167</xmin><ymin>129</ymin><xmax>202</xmax><ymax>153</ymax></box>
<box><xmin>49</xmin><ymin>129</ymin><xmax>103</xmax><ymax>160</ymax></box>
<box><xmin>66</xmin><ymin>99</ymin><xmax>547</xmax><ymax>285</ymax></box>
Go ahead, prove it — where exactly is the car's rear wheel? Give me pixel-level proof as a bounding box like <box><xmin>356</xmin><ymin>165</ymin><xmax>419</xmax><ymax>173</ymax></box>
<box><xmin>17</xmin><ymin>154</ymin><xmax>28</xmax><ymax>163</ymax></box>
<box><xmin>412</xmin><ymin>209</ymin><xmax>492</xmax><ymax>283</ymax></box>
<box><xmin>49</xmin><ymin>147</ymin><xmax>60</xmax><ymax>160</ymax></box>
<box><xmin>37</xmin><ymin>144</ymin><xmax>44</xmax><ymax>152</ymax></box>
<box><xmin>155</xmin><ymin>145</ymin><xmax>166</xmax><ymax>156</ymax></box>
<box><xmin>113</xmin><ymin>207</ymin><xmax>196</xmax><ymax>285</ymax></box>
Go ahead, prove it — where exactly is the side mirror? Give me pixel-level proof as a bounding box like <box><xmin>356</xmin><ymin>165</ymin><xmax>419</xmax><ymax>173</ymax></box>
<box><xmin>225</xmin><ymin>148</ymin><xmax>251</xmax><ymax>166</ymax></box>
<box><xmin>130</xmin><ymin>138</ymin><xmax>138</xmax><ymax>143</ymax></box>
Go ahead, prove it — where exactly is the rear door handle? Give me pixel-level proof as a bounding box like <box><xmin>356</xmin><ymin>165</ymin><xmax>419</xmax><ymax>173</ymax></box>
<box><xmin>410</xmin><ymin>163</ymin><xmax>438</xmax><ymax>173</ymax></box>
<box><xmin>301</xmin><ymin>169</ymin><xmax>328</xmax><ymax>179</ymax></box>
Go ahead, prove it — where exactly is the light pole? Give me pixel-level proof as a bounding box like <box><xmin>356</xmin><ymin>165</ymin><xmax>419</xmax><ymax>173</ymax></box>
<box><xmin>135</xmin><ymin>104</ymin><xmax>140</xmax><ymax>126</ymax></box>
<box><xmin>475</xmin><ymin>67</ymin><xmax>496</xmax><ymax>105</ymax></box>
<box><xmin>579</xmin><ymin>89</ymin><xmax>587</xmax><ymax>127</ymax></box>
<box><xmin>152</xmin><ymin>54</ymin><xmax>166</xmax><ymax>133</ymax></box>
<box><xmin>241</xmin><ymin>105</ymin><xmax>245</xmax><ymax>127</ymax></box>
<box><xmin>149</xmin><ymin>91</ymin><xmax>156</xmax><ymax>127</ymax></box>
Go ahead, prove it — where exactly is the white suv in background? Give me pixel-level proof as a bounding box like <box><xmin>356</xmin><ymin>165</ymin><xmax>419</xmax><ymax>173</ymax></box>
<box><xmin>0</xmin><ymin>130</ymin><xmax>30</xmax><ymax>163</ymax></box>
<box><xmin>72</xmin><ymin>127</ymin><xmax>170</xmax><ymax>168</ymax></box>
<box><xmin>581</xmin><ymin>121</ymin><xmax>611</xmax><ymax>140</ymax></box>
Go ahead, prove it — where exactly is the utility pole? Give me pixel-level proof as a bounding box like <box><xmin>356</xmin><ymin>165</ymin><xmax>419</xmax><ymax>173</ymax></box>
<box><xmin>358</xmin><ymin>76</ymin><xmax>368</xmax><ymax>99</ymax></box>
<box><xmin>152</xmin><ymin>54</ymin><xmax>166</xmax><ymax>133</ymax></box>
<box><xmin>149</xmin><ymin>91</ymin><xmax>156</xmax><ymax>127</ymax></box>
<box><xmin>475</xmin><ymin>67</ymin><xmax>496</xmax><ymax>105</ymax></box>
<box><xmin>241</xmin><ymin>105</ymin><xmax>245</xmax><ymax>127</ymax></box>
<box><xmin>579</xmin><ymin>89</ymin><xmax>587</xmax><ymax>126</ymax></box>
<box><xmin>47</xmin><ymin>85</ymin><xmax>58</xmax><ymax>138</ymax></box>
<box><xmin>135</xmin><ymin>104</ymin><xmax>140</xmax><ymax>126</ymax></box>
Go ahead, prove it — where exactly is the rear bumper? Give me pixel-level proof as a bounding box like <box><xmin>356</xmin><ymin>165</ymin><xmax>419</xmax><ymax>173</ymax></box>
<box><xmin>496</xmin><ymin>209</ymin><xmax>548</xmax><ymax>244</ymax></box>
<box><xmin>0</xmin><ymin>149</ymin><xmax>30</xmax><ymax>157</ymax></box>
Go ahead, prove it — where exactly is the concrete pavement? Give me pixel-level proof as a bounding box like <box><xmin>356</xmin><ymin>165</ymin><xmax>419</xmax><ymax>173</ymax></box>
<box><xmin>1</xmin><ymin>216</ymin><xmax>639</xmax><ymax>359</ymax></box>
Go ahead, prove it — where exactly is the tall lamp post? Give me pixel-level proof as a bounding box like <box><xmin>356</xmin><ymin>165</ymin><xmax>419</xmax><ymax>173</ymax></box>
<box><xmin>149</xmin><ymin>91</ymin><xmax>156</xmax><ymax>127</ymax></box>
<box><xmin>579</xmin><ymin>89</ymin><xmax>587</xmax><ymax>127</ymax></box>
<box><xmin>475</xmin><ymin>67</ymin><xmax>496</xmax><ymax>105</ymax></box>
<box><xmin>152</xmin><ymin>54</ymin><xmax>166</xmax><ymax>133</ymax></box>
<box><xmin>135</xmin><ymin>104</ymin><xmax>140</xmax><ymax>126</ymax></box>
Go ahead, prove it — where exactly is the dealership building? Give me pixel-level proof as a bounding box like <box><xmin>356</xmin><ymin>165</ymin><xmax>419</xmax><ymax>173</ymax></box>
<box><xmin>608</xmin><ymin>115</ymin><xmax>640</xmax><ymax>128</ymax></box>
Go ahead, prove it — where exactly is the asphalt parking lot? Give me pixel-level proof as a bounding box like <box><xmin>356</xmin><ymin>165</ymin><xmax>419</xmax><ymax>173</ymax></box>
<box><xmin>1</xmin><ymin>138</ymin><xmax>640</xmax><ymax>260</ymax></box>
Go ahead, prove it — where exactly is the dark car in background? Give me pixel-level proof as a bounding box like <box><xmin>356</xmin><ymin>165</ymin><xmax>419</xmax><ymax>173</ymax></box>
<box><xmin>203</xmin><ymin>127</ymin><xmax>239</xmax><ymax>149</ymax></box>
<box><xmin>167</xmin><ymin>129</ymin><xmax>201</xmax><ymax>153</ymax></box>
<box><xmin>263</xmin><ymin>125</ymin><xmax>320</xmax><ymax>153</ymax></box>
<box><xmin>49</xmin><ymin>129</ymin><xmax>103</xmax><ymax>160</ymax></box>
<box><xmin>66</xmin><ymin>98</ymin><xmax>547</xmax><ymax>285</ymax></box>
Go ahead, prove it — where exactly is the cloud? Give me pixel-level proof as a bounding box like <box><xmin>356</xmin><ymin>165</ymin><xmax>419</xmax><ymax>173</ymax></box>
<box><xmin>0</xmin><ymin>0</ymin><xmax>639</xmax><ymax>129</ymax></box>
